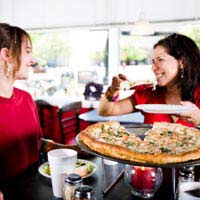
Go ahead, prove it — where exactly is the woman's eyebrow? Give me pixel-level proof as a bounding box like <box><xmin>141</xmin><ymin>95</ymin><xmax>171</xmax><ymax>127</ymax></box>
<box><xmin>153</xmin><ymin>56</ymin><xmax>161</xmax><ymax>60</ymax></box>
<box><xmin>26</xmin><ymin>46</ymin><xmax>32</xmax><ymax>50</ymax></box>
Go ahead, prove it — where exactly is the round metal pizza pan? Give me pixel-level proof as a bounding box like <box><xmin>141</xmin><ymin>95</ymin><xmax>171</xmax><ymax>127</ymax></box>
<box><xmin>76</xmin><ymin>134</ymin><xmax>200</xmax><ymax>168</ymax></box>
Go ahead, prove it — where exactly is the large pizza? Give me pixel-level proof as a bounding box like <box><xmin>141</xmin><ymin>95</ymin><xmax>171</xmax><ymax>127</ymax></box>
<box><xmin>79</xmin><ymin>121</ymin><xmax>200</xmax><ymax>164</ymax></box>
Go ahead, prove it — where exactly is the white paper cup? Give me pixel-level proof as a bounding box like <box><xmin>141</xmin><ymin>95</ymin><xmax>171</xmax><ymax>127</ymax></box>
<box><xmin>103</xmin><ymin>159</ymin><xmax>118</xmax><ymax>165</ymax></box>
<box><xmin>47</xmin><ymin>149</ymin><xmax>77</xmax><ymax>198</ymax></box>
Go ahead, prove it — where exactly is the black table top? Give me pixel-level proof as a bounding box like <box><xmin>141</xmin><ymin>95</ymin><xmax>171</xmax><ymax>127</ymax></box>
<box><xmin>1</xmin><ymin>155</ymin><xmax>184</xmax><ymax>200</ymax></box>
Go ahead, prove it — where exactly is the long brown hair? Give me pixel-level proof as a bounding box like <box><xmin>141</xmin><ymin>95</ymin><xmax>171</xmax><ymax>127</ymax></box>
<box><xmin>0</xmin><ymin>23</ymin><xmax>31</xmax><ymax>75</ymax></box>
<box><xmin>154</xmin><ymin>33</ymin><xmax>200</xmax><ymax>102</ymax></box>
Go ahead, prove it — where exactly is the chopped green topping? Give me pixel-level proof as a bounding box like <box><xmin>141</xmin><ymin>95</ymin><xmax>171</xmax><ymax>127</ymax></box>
<box><xmin>176</xmin><ymin>142</ymin><xmax>183</xmax><ymax>147</ymax></box>
<box><xmin>117</xmin><ymin>131</ymin><xmax>129</xmax><ymax>137</ymax></box>
<box><xmin>160</xmin><ymin>147</ymin><xmax>171</xmax><ymax>153</ymax></box>
<box><xmin>126</xmin><ymin>141</ymin><xmax>134</xmax><ymax>147</ymax></box>
<box><xmin>188</xmin><ymin>136</ymin><xmax>194</xmax><ymax>140</ymax></box>
<box><xmin>160</xmin><ymin>132</ymin><xmax>165</xmax><ymax>136</ymax></box>
<box><xmin>160</xmin><ymin>131</ymin><xmax>173</xmax><ymax>137</ymax></box>
<box><xmin>149</xmin><ymin>141</ymin><xmax>155</xmax><ymax>145</ymax></box>
<box><xmin>103</xmin><ymin>137</ymin><xmax>110</xmax><ymax>143</ymax></box>
<box><xmin>107</xmin><ymin>130</ymin><xmax>113</xmax><ymax>135</ymax></box>
<box><xmin>101</xmin><ymin>125</ymin><xmax>105</xmax><ymax>132</ymax></box>
<box><xmin>167</xmin><ymin>131</ymin><xmax>173</xmax><ymax>135</ymax></box>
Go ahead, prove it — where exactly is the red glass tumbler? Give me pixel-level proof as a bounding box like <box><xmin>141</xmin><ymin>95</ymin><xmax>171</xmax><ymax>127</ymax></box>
<box><xmin>124</xmin><ymin>165</ymin><xmax>163</xmax><ymax>198</ymax></box>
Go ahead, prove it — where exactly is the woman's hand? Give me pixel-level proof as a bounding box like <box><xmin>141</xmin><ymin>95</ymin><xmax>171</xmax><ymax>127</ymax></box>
<box><xmin>0</xmin><ymin>191</ymin><xmax>3</xmax><ymax>200</ymax></box>
<box><xmin>110</xmin><ymin>74</ymin><xmax>127</xmax><ymax>94</ymax></box>
<box><xmin>179</xmin><ymin>101</ymin><xmax>200</xmax><ymax>126</ymax></box>
<box><xmin>98</xmin><ymin>73</ymin><xmax>134</xmax><ymax>116</ymax></box>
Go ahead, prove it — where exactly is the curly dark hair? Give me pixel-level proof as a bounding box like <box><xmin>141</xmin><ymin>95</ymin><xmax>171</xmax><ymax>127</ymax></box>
<box><xmin>154</xmin><ymin>33</ymin><xmax>200</xmax><ymax>102</ymax></box>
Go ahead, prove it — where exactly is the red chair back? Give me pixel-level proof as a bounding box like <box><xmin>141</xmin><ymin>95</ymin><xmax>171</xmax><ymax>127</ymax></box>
<box><xmin>36</xmin><ymin>100</ymin><xmax>93</xmax><ymax>145</ymax></box>
<box><xmin>58</xmin><ymin>101</ymin><xmax>82</xmax><ymax>145</ymax></box>
<box><xmin>78</xmin><ymin>107</ymin><xmax>93</xmax><ymax>131</ymax></box>
<box><xmin>35</xmin><ymin>100</ymin><xmax>62</xmax><ymax>143</ymax></box>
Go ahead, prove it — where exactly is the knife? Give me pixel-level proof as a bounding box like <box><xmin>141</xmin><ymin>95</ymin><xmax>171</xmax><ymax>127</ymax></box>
<box><xmin>184</xmin><ymin>188</ymin><xmax>200</xmax><ymax>197</ymax></box>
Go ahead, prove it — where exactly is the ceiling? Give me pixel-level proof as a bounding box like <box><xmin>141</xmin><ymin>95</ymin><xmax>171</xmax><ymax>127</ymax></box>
<box><xmin>0</xmin><ymin>0</ymin><xmax>199</xmax><ymax>30</ymax></box>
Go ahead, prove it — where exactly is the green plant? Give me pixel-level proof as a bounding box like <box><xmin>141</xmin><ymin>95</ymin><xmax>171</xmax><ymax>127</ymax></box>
<box><xmin>127</xmin><ymin>48</ymin><xmax>147</xmax><ymax>61</ymax></box>
<box><xmin>30</xmin><ymin>32</ymin><xmax>71</xmax><ymax>66</ymax></box>
<box><xmin>181</xmin><ymin>25</ymin><xmax>200</xmax><ymax>48</ymax></box>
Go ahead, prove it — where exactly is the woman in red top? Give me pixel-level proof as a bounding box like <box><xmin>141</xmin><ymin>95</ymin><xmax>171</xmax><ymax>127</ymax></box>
<box><xmin>0</xmin><ymin>23</ymin><xmax>42</xmax><ymax>183</ymax></box>
<box><xmin>99</xmin><ymin>33</ymin><xmax>200</xmax><ymax>127</ymax></box>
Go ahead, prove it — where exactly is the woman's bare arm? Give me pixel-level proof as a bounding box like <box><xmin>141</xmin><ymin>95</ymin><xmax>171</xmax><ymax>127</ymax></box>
<box><xmin>98</xmin><ymin>95</ymin><xmax>135</xmax><ymax>116</ymax></box>
<box><xmin>98</xmin><ymin>74</ymin><xmax>136</xmax><ymax>116</ymax></box>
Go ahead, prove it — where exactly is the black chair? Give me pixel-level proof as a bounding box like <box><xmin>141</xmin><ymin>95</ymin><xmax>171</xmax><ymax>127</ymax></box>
<box><xmin>83</xmin><ymin>82</ymin><xmax>103</xmax><ymax>100</ymax></box>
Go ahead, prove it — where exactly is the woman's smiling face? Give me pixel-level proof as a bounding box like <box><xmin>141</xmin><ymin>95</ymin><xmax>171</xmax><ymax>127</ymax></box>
<box><xmin>152</xmin><ymin>45</ymin><xmax>181</xmax><ymax>87</ymax></box>
<box><xmin>14</xmin><ymin>37</ymin><xmax>35</xmax><ymax>80</ymax></box>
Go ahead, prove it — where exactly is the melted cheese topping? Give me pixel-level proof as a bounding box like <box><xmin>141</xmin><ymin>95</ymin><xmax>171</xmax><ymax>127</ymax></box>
<box><xmin>87</xmin><ymin>122</ymin><xmax>200</xmax><ymax>155</ymax></box>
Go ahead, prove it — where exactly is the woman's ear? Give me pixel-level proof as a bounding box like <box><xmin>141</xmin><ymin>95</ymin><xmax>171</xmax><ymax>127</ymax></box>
<box><xmin>0</xmin><ymin>48</ymin><xmax>9</xmax><ymax>62</ymax></box>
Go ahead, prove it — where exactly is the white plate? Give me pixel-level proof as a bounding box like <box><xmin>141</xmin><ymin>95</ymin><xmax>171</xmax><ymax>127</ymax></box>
<box><xmin>38</xmin><ymin>159</ymin><xmax>97</xmax><ymax>179</ymax></box>
<box><xmin>135</xmin><ymin>104</ymin><xmax>192</xmax><ymax>114</ymax></box>
<box><xmin>179</xmin><ymin>182</ymin><xmax>200</xmax><ymax>200</ymax></box>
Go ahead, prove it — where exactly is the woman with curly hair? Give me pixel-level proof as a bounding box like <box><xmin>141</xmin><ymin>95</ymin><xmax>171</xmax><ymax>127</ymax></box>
<box><xmin>99</xmin><ymin>33</ymin><xmax>200</xmax><ymax>127</ymax></box>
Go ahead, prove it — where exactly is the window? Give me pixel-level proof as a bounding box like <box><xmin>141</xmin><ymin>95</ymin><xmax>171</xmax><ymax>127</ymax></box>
<box><xmin>15</xmin><ymin>29</ymin><xmax>108</xmax><ymax>98</ymax></box>
<box><xmin>119</xmin><ymin>33</ymin><xmax>163</xmax><ymax>81</ymax></box>
<box><xmin>119</xmin><ymin>22</ymin><xmax>200</xmax><ymax>81</ymax></box>
<box><xmin>14</xmin><ymin>22</ymin><xmax>200</xmax><ymax>99</ymax></box>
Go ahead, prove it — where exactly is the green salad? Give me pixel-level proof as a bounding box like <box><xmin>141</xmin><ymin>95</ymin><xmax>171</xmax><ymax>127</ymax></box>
<box><xmin>43</xmin><ymin>160</ymin><xmax>95</xmax><ymax>177</ymax></box>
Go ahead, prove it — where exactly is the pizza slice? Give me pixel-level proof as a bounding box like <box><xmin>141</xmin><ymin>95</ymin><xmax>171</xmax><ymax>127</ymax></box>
<box><xmin>120</xmin><ymin>80</ymin><xmax>157</xmax><ymax>90</ymax></box>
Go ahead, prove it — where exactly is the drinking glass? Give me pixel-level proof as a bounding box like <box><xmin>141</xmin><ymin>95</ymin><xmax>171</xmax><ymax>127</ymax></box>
<box><xmin>124</xmin><ymin>165</ymin><xmax>163</xmax><ymax>199</ymax></box>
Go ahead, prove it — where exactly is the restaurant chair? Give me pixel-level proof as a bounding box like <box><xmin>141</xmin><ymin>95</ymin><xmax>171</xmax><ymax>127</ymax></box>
<box><xmin>78</xmin><ymin>107</ymin><xmax>93</xmax><ymax>132</ymax></box>
<box><xmin>35</xmin><ymin>99</ymin><xmax>62</xmax><ymax>143</ymax></box>
<box><xmin>58</xmin><ymin>101</ymin><xmax>82</xmax><ymax>145</ymax></box>
<box><xmin>83</xmin><ymin>81</ymin><xmax>103</xmax><ymax>100</ymax></box>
